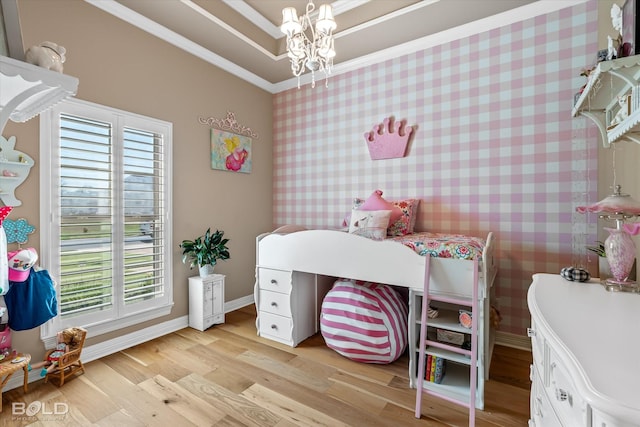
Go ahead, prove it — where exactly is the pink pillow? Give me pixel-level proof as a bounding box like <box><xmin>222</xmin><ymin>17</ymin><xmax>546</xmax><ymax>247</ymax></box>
<box><xmin>388</xmin><ymin>198</ymin><xmax>420</xmax><ymax>236</ymax></box>
<box><xmin>359</xmin><ymin>190</ymin><xmax>403</xmax><ymax>226</ymax></box>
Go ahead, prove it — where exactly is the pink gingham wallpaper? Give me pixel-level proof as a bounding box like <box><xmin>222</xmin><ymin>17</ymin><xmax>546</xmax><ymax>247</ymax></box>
<box><xmin>273</xmin><ymin>1</ymin><xmax>598</xmax><ymax>335</ymax></box>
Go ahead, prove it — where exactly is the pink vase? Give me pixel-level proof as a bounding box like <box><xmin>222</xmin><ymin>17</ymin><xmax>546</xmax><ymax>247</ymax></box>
<box><xmin>604</xmin><ymin>227</ymin><xmax>636</xmax><ymax>283</ymax></box>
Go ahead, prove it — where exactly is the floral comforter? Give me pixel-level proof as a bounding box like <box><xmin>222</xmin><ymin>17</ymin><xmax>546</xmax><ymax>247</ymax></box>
<box><xmin>389</xmin><ymin>232</ymin><xmax>485</xmax><ymax>260</ymax></box>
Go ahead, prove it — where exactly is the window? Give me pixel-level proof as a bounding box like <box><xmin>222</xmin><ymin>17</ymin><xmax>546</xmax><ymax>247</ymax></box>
<box><xmin>40</xmin><ymin>99</ymin><xmax>173</xmax><ymax>344</ymax></box>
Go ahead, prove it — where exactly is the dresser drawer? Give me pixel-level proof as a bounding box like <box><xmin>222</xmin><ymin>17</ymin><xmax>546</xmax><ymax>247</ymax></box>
<box><xmin>258</xmin><ymin>268</ymin><xmax>292</xmax><ymax>294</ymax></box>
<box><xmin>530</xmin><ymin>365</ymin><xmax>562</xmax><ymax>427</ymax></box>
<box><xmin>528</xmin><ymin>319</ymin><xmax>545</xmax><ymax>375</ymax></box>
<box><xmin>258</xmin><ymin>311</ymin><xmax>293</xmax><ymax>342</ymax></box>
<box><xmin>547</xmin><ymin>347</ymin><xmax>589</xmax><ymax>426</ymax></box>
<box><xmin>258</xmin><ymin>289</ymin><xmax>292</xmax><ymax>317</ymax></box>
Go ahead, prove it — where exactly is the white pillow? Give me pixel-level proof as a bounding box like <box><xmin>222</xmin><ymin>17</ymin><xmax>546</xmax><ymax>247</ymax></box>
<box><xmin>348</xmin><ymin>209</ymin><xmax>391</xmax><ymax>240</ymax></box>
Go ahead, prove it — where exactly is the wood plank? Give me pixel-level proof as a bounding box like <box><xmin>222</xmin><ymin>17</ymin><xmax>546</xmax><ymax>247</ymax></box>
<box><xmin>79</xmin><ymin>358</ymin><xmax>198</xmax><ymax>426</ymax></box>
<box><xmin>206</xmin><ymin>327</ymin><xmax>299</xmax><ymax>363</ymax></box>
<box><xmin>100</xmin><ymin>350</ymin><xmax>157</xmax><ymax>385</ymax></box>
<box><xmin>138</xmin><ymin>374</ymin><xmax>226</xmax><ymax>425</ymax></box>
<box><xmin>329</xmin><ymin>370</ymin><xmax>416</xmax><ymax>411</ymax></box>
<box><xmin>95</xmin><ymin>408</ymin><xmax>148</xmax><ymax>427</ymax></box>
<box><xmin>324</xmin><ymin>380</ymin><xmax>388</xmax><ymax>415</ymax></box>
<box><xmin>176</xmin><ymin>372</ymin><xmax>282</xmax><ymax>427</ymax></box>
<box><xmin>43</xmin><ymin>372</ymin><xmax>119</xmax><ymax>423</ymax></box>
<box><xmin>488</xmin><ymin>345</ymin><xmax>533</xmax><ymax>390</ymax></box>
<box><xmin>241</xmin><ymin>382</ymin><xmax>354</xmax><ymax>427</ymax></box>
<box><xmin>174</xmin><ymin>326</ymin><xmax>220</xmax><ymax>346</ymax></box>
<box><xmin>201</xmin><ymin>365</ymin><xmax>255</xmax><ymax>395</ymax></box>
<box><xmin>236</xmin><ymin>350</ymin><xmax>334</xmax><ymax>393</ymax></box>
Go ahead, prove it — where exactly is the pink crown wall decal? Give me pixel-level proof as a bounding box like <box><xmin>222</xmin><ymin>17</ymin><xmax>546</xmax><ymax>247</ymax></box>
<box><xmin>363</xmin><ymin>116</ymin><xmax>414</xmax><ymax>160</ymax></box>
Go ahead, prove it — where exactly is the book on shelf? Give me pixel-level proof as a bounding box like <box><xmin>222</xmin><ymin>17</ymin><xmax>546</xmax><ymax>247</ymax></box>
<box><xmin>423</xmin><ymin>355</ymin><xmax>447</xmax><ymax>384</ymax></box>
<box><xmin>425</xmin><ymin>354</ymin><xmax>432</xmax><ymax>380</ymax></box>
<box><xmin>430</xmin><ymin>355</ymin><xmax>436</xmax><ymax>382</ymax></box>
<box><xmin>434</xmin><ymin>356</ymin><xmax>446</xmax><ymax>384</ymax></box>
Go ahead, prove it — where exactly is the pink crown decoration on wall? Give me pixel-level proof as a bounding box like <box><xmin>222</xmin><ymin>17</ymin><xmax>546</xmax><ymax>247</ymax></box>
<box><xmin>364</xmin><ymin>116</ymin><xmax>414</xmax><ymax>160</ymax></box>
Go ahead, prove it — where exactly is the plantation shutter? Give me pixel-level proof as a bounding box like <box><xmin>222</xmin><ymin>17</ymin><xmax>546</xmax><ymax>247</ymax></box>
<box><xmin>57</xmin><ymin>112</ymin><xmax>167</xmax><ymax>318</ymax></box>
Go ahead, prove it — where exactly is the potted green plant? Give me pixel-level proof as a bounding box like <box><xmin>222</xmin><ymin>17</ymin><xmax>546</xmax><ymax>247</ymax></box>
<box><xmin>586</xmin><ymin>241</ymin><xmax>606</xmax><ymax>258</ymax></box>
<box><xmin>180</xmin><ymin>228</ymin><xmax>230</xmax><ymax>277</ymax></box>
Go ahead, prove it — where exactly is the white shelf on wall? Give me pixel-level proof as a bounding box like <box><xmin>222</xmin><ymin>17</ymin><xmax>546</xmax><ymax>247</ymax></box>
<box><xmin>572</xmin><ymin>55</ymin><xmax>640</xmax><ymax>147</ymax></box>
<box><xmin>0</xmin><ymin>55</ymin><xmax>78</xmax><ymax>134</ymax></box>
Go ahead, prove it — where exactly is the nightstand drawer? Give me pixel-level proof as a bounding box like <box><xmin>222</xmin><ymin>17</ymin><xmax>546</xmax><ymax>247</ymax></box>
<box><xmin>258</xmin><ymin>268</ymin><xmax>292</xmax><ymax>294</ymax></box>
<box><xmin>258</xmin><ymin>311</ymin><xmax>293</xmax><ymax>342</ymax></box>
<box><xmin>258</xmin><ymin>290</ymin><xmax>292</xmax><ymax>317</ymax></box>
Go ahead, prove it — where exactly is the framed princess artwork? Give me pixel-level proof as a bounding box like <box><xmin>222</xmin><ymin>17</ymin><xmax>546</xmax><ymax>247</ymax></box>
<box><xmin>210</xmin><ymin>129</ymin><xmax>252</xmax><ymax>174</ymax></box>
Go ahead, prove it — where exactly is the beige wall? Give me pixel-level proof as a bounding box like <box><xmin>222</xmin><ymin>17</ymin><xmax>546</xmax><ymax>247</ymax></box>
<box><xmin>4</xmin><ymin>0</ymin><xmax>273</xmax><ymax>359</ymax></box>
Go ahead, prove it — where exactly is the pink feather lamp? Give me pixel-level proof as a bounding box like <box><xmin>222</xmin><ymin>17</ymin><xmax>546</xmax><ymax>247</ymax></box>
<box><xmin>577</xmin><ymin>185</ymin><xmax>640</xmax><ymax>292</ymax></box>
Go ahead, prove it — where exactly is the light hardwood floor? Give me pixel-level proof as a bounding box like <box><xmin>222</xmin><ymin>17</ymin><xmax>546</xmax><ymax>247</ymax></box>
<box><xmin>2</xmin><ymin>305</ymin><xmax>532</xmax><ymax>426</ymax></box>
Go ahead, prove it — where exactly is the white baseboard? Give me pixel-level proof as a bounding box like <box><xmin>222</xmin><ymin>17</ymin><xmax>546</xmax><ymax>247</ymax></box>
<box><xmin>5</xmin><ymin>294</ymin><xmax>256</xmax><ymax>392</ymax></box>
<box><xmin>225</xmin><ymin>294</ymin><xmax>255</xmax><ymax>312</ymax></box>
<box><xmin>495</xmin><ymin>331</ymin><xmax>531</xmax><ymax>351</ymax></box>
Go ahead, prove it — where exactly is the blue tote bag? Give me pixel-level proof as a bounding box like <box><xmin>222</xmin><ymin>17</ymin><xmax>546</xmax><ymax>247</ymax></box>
<box><xmin>5</xmin><ymin>269</ymin><xmax>58</xmax><ymax>331</ymax></box>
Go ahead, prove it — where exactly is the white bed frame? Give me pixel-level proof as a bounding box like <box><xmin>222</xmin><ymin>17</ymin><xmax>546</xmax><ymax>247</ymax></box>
<box><xmin>257</xmin><ymin>227</ymin><xmax>496</xmax><ymax>296</ymax></box>
<box><xmin>254</xmin><ymin>227</ymin><xmax>497</xmax><ymax>406</ymax></box>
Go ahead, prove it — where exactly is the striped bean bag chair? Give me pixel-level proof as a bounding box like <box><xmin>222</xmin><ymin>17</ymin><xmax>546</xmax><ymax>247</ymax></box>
<box><xmin>320</xmin><ymin>279</ymin><xmax>408</xmax><ymax>364</ymax></box>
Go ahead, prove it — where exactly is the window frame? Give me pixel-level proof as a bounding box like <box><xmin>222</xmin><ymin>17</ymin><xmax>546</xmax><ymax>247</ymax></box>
<box><xmin>39</xmin><ymin>98</ymin><xmax>173</xmax><ymax>346</ymax></box>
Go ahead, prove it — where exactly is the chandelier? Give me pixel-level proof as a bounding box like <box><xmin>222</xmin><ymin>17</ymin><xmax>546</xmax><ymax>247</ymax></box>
<box><xmin>281</xmin><ymin>1</ymin><xmax>336</xmax><ymax>88</ymax></box>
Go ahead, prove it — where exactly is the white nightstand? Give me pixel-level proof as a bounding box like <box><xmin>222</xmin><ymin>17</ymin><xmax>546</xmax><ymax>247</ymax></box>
<box><xmin>188</xmin><ymin>274</ymin><xmax>225</xmax><ymax>331</ymax></box>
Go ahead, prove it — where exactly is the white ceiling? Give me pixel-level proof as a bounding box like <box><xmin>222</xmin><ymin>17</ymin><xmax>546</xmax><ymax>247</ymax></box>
<box><xmin>85</xmin><ymin>0</ymin><xmax>586</xmax><ymax>93</ymax></box>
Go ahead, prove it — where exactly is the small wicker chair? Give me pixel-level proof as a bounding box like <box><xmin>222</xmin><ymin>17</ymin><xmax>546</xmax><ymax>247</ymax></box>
<box><xmin>44</xmin><ymin>327</ymin><xmax>87</xmax><ymax>386</ymax></box>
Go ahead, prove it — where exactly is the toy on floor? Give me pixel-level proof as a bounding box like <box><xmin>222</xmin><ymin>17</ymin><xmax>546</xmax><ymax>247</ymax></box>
<box><xmin>30</xmin><ymin>326</ymin><xmax>86</xmax><ymax>386</ymax></box>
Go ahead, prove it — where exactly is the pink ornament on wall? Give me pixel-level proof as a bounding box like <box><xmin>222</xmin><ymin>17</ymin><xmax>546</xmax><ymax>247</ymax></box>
<box><xmin>364</xmin><ymin>116</ymin><xmax>415</xmax><ymax>160</ymax></box>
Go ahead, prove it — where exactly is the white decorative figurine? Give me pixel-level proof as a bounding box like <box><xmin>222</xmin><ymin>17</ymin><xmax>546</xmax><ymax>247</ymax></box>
<box><xmin>609</xmin><ymin>95</ymin><xmax>630</xmax><ymax>129</ymax></box>
<box><xmin>607</xmin><ymin>4</ymin><xmax>624</xmax><ymax>60</ymax></box>
<box><xmin>25</xmin><ymin>41</ymin><xmax>66</xmax><ymax>73</ymax></box>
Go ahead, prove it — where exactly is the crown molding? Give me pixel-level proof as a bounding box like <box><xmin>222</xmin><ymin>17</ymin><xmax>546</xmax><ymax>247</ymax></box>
<box><xmin>86</xmin><ymin>0</ymin><xmax>588</xmax><ymax>94</ymax></box>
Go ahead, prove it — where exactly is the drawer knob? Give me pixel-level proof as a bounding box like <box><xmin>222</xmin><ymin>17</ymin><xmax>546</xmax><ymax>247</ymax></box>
<box><xmin>271</xmin><ymin>324</ymin><xmax>277</xmax><ymax>330</ymax></box>
<box><xmin>270</xmin><ymin>279</ymin><xmax>277</xmax><ymax>284</ymax></box>
<box><xmin>271</xmin><ymin>302</ymin><xmax>278</xmax><ymax>307</ymax></box>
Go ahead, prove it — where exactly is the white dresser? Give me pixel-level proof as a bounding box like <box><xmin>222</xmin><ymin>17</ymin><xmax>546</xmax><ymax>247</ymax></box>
<box><xmin>188</xmin><ymin>274</ymin><xmax>225</xmax><ymax>331</ymax></box>
<box><xmin>527</xmin><ymin>273</ymin><xmax>640</xmax><ymax>426</ymax></box>
<box><xmin>254</xmin><ymin>267</ymin><xmax>332</xmax><ymax>347</ymax></box>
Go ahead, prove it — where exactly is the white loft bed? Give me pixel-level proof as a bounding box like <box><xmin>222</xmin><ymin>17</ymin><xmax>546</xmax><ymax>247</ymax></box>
<box><xmin>255</xmin><ymin>227</ymin><xmax>497</xmax><ymax>410</ymax></box>
<box><xmin>256</xmin><ymin>227</ymin><xmax>496</xmax><ymax>297</ymax></box>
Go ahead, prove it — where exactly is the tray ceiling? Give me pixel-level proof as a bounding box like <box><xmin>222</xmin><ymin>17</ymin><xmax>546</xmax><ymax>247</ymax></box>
<box><xmin>85</xmin><ymin>0</ymin><xmax>583</xmax><ymax>92</ymax></box>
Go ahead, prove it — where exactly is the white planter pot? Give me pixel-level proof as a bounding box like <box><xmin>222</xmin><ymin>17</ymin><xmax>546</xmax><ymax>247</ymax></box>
<box><xmin>598</xmin><ymin>256</ymin><xmax>611</xmax><ymax>281</ymax></box>
<box><xmin>198</xmin><ymin>264</ymin><xmax>215</xmax><ymax>277</ymax></box>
